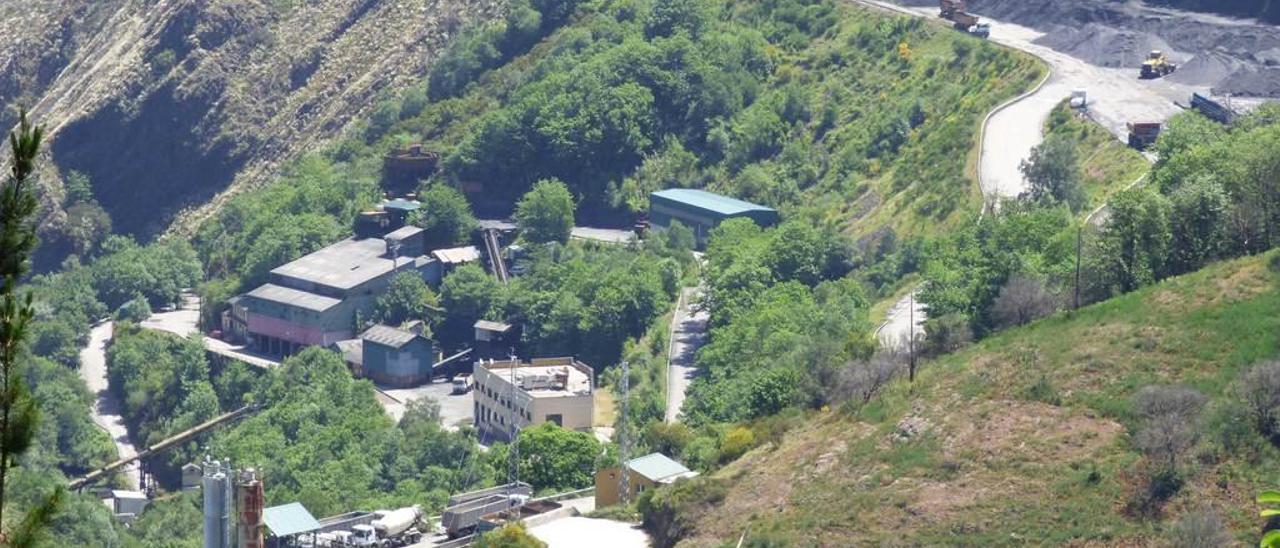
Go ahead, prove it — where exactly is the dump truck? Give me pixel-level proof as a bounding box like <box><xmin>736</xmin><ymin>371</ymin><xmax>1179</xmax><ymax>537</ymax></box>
<box><xmin>442</xmin><ymin>494</ymin><xmax>528</xmax><ymax>538</ymax></box>
<box><xmin>939</xmin><ymin>1</ymin><xmax>989</xmax><ymax>38</ymax></box>
<box><xmin>939</xmin><ymin>0</ymin><xmax>965</xmax><ymax>18</ymax></box>
<box><xmin>1140</xmin><ymin>50</ymin><xmax>1176</xmax><ymax>79</ymax></box>
<box><xmin>1127</xmin><ymin>122</ymin><xmax>1162</xmax><ymax>150</ymax></box>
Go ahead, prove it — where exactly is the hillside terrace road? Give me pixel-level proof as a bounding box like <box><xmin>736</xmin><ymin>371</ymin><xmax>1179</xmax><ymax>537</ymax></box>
<box><xmin>666</xmin><ymin>287</ymin><xmax>708</xmax><ymax>423</ymax></box>
<box><xmin>852</xmin><ymin>0</ymin><xmax>1192</xmax><ymax>200</ymax></box>
<box><xmin>78</xmin><ymin>321</ymin><xmax>140</xmax><ymax>490</ymax></box>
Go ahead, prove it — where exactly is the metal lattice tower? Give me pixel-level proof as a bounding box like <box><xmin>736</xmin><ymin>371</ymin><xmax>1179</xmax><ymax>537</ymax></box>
<box><xmin>618</xmin><ymin>360</ymin><xmax>631</xmax><ymax>505</ymax></box>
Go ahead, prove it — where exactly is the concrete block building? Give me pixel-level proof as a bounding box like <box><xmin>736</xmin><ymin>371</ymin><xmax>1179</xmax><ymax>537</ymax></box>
<box><xmin>227</xmin><ymin>227</ymin><xmax>440</xmax><ymax>356</ymax></box>
<box><xmin>472</xmin><ymin>357</ymin><xmax>594</xmax><ymax>441</ymax></box>
<box><xmin>649</xmin><ymin>188</ymin><xmax>779</xmax><ymax>247</ymax></box>
<box><xmin>595</xmin><ymin>453</ymin><xmax>697</xmax><ymax>507</ymax></box>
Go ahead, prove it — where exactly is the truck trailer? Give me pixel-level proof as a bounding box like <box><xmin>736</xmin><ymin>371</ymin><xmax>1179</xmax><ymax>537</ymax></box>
<box><xmin>442</xmin><ymin>494</ymin><xmax>528</xmax><ymax>538</ymax></box>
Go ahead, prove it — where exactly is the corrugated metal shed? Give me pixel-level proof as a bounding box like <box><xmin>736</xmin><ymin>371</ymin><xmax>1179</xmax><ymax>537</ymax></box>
<box><xmin>246</xmin><ymin>284</ymin><xmax>342</xmax><ymax>312</ymax></box>
<box><xmin>382</xmin><ymin>198</ymin><xmax>422</xmax><ymax>212</ymax></box>
<box><xmin>650</xmin><ymin>188</ymin><xmax>775</xmax><ymax>216</ymax></box>
<box><xmin>432</xmin><ymin>246</ymin><xmax>481</xmax><ymax>265</ymax></box>
<box><xmin>474</xmin><ymin>319</ymin><xmax>513</xmax><ymax>333</ymax></box>
<box><xmin>361</xmin><ymin>324</ymin><xmax>419</xmax><ymax>349</ymax></box>
<box><xmin>333</xmin><ymin>339</ymin><xmax>364</xmax><ymax>366</ymax></box>
<box><xmin>626</xmin><ymin>453</ymin><xmax>696</xmax><ymax>483</ymax></box>
<box><xmin>263</xmin><ymin>502</ymin><xmax>321</xmax><ymax>537</ymax></box>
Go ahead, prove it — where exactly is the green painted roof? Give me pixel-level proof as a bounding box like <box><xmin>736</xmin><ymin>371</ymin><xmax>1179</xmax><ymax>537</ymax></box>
<box><xmin>651</xmin><ymin>188</ymin><xmax>775</xmax><ymax>216</ymax></box>
<box><xmin>263</xmin><ymin>502</ymin><xmax>321</xmax><ymax>537</ymax></box>
<box><xmin>626</xmin><ymin>453</ymin><xmax>694</xmax><ymax>483</ymax></box>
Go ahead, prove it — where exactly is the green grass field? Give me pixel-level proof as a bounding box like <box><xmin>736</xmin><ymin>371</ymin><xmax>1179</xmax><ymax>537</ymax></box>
<box><xmin>1045</xmin><ymin>102</ymin><xmax>1152</xmax><ymax>215</ymax></box>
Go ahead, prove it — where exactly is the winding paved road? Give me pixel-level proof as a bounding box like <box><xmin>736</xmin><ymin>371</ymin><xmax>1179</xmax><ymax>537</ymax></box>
<box><xmin>665</xmin><ymin>287</ymin><xmax>708</xmax><ymax>423</ymax></box>
<box><xmin>876</xmin><ymin>291</ymin><xmax>926</xmax><ymax>350</ymax></box>
<box><xmin>78</xmin><ymin>321</ymin><xmax>139</xmax><ymax>489</ymax></box>
<box><xmin>854</xmin><ymin>0</ymin><xmax>1196</xmax><ymax>340</ymax></box>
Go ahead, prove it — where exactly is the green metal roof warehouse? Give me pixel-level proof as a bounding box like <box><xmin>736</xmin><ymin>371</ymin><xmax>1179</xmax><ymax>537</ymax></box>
<box><xmin>649</xmin><ymin>188</ymin><xmax>779</xmax><ymax>246</ymax></box>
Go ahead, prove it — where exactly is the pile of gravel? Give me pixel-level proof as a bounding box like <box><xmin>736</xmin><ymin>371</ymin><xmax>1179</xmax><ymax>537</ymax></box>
<box><xmin>894</xmin><ymin>0</ymin><xmax>1280</xmax><ymax>97</ymax></box>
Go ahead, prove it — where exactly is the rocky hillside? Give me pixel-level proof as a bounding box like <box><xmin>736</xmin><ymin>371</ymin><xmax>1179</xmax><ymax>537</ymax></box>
<box><xmin>0</xmin><ymin>0</ymin><xmax>499</xmax><ymax>241</ymax></box>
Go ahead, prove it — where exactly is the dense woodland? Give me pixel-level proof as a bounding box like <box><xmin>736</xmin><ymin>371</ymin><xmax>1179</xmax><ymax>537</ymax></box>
<box><xmin>4</xmin><ymin>0</ymin><xmax>1280</xmax><ymax>545</ymax></box>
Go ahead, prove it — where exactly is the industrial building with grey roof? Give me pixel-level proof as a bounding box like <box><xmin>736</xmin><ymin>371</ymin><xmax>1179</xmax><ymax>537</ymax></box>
<box><xmin>225</xmin><ymin>225</ymin><xmax>475</xmax><ymax>358</ymax></box>
<box><xmin>649</xmin><ymin>188</ymin><xmax>779</xmax><ymax>247</ymax></box>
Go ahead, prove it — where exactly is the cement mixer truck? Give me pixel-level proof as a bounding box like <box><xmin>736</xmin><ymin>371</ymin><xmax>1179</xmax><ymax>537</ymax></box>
<box><xmin>316</xmin><ymin>506</ymin><xmax>426</xmax><ymax>547</ymax></box>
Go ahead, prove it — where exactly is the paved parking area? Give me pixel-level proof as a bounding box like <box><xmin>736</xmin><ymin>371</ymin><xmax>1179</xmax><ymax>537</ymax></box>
<box><xmin>377</xmin><ymin>381</ymin><xmax>474</xmax><ymax>428</ymax></box>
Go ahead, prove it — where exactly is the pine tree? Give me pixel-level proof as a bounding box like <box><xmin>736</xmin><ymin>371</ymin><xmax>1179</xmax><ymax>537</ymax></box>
<box><xmin>0</xmin><ymin>110</ymin><xmax>62</xmax><ymax>546</ymax></box>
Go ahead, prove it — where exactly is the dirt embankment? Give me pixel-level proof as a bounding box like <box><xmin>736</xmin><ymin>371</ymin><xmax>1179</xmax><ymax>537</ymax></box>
<box><xmin>0</xmin><ymin>0</ymin><xmax>501</xmax><ymax>243</ymax></box>
<box><xmin>900</xmin><ymin>0</ymin><xmax>1280</xmax><ymax>97</ymax></box>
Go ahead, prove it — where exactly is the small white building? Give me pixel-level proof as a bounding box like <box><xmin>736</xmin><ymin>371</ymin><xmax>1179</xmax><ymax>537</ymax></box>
<box><xmin>105</xmin><ymin>490</ymin><xmax>149</xmax><ymax>523</ymax></box>
<box><xmin>473</xmin><ymin>357</ymin><xmax>594</xmax><ymax>441</ymax></box>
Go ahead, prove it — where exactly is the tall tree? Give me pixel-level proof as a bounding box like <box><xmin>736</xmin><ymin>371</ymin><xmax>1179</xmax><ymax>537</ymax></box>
<box><xmin>0</xmin><ymin>110</ymin><xmax>62</xmax><ymax>546</ymax></box>
<box><xmin>411</xmin><ymin>184</ymin><xmax>476</xmax><ymax>247</ymax></box>
<box><xmin>515</xmin><ymin>179</ymin><xmax>575</xmax><ymax>244</ymax></box>
<box><xmin>1019</xmin><ymin>134</ymin><xmax>1084</xmax><ymax>212</ymax></box>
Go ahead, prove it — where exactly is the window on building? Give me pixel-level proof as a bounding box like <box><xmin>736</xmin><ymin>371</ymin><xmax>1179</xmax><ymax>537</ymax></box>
<box><xmin>545</xmin><ymin>414</ymin><xmax>562</xmax><ymax>427</ymax></box>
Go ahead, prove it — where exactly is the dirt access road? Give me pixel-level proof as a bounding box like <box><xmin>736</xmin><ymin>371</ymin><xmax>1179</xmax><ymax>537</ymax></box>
<box><xmin>854</xmin><ymin>0</ymin><xmax>1189</xmax><ymax>199</ymax></box>
<box><xmin>78</xmin><ymin>321</ymin><xmax>139</xmax><ymax>489</ymax></box>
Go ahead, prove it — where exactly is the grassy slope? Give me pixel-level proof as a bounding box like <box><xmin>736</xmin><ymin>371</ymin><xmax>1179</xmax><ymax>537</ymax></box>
<box><xmin>681</xmin><ymin>252</ymin><xmax>1280</xmax><ymax>546</ymax></box>
<box><xmin>1046</xmin><ymin>102</ymin><xmax>1152</xmax><ymax>214</ymax></box>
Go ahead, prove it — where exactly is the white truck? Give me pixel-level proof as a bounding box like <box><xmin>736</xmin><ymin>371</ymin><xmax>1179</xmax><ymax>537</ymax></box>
<box><xmin>1070</xmin><ymin>89</ymin><xmax>1088</xmax><ymax>110</ymax></box>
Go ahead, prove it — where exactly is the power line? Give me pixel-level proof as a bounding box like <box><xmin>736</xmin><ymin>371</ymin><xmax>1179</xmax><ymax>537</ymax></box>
<box><xmin>618</xmin><ymin>360</ymin><xmax>631</xmax><ymax>505</ymax></box>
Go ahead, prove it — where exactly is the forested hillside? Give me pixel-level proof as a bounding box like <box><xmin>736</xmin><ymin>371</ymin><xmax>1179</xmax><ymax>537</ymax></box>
<box><xmin>191</xmin><ymin>0</ymin><xmax>1039</xmax><ymax>254</ymax></box>
<box><xmin>636</xmin><ymin>105</ymin><xmax>1280</xmax><ymax>546</ymax></box>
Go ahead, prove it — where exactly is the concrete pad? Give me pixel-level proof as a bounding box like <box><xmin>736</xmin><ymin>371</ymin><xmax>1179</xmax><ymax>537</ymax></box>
<box><xmin>528</xmin><ymin>517</ymin><xmax>650</xmax><ymax>548</ymax></box>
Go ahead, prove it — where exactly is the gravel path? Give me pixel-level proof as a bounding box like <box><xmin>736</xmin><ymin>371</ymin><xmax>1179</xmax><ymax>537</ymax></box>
<box><xmin>665</xmin><ymin>287</ymin><xmax>707</xmax><ymax>423</ymax></box>
<box><xmin>78</xmin><ymin>321</ymin><xmax>139</xmax><ymax>489</ymax></box>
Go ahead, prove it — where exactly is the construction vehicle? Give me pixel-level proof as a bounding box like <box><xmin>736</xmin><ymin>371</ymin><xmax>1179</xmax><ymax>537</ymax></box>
<box><xmin>314</xmin><ymin>506</ymin><xmax>426</xmax><ymax>547</ymax></box>
<box><xmin>1127</xmin><ymin>122</ymin><xmax>1162</xmax><ymax>150</ymax></box>
<box><xmin>1070</xmin><ymin>89</ymin><xmax>1088</xmax><ymax>110</ymax></box>
<box><xmin>443</xmin><ymin>483</ymin><xmax>533</xmax><ymax>538</ymax></box>
<box><xmin>939</xmin><ymin>0</ymin><xmax>965</xmax><ymax>18</ymax></box>
<box><xmin>938</xmin><ymin>1</ymin><xmax>989</xmax><ymax>38</ymax></box>
<box><xmin>1140</xmin><ymin>50</ymin><xmax>1177</xmax><ymax>79</ymax></box>
<box><xmin>451</xmin><ymin>374</ymin><xmax>471</xmax><ymax>395</ymax></box>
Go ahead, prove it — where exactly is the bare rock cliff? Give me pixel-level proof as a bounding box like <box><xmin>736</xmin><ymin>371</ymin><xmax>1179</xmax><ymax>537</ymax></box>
<box><xmin>0</xmin><ymin>0</ymin><xmax>499</xmax><ymax>239</ymax></box>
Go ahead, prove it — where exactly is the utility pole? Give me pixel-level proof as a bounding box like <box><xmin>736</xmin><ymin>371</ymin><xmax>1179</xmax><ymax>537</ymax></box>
<box><xmin>908</xmin><ymin>293</ymin><xmax>916</xmax><ymax>383</ymax></box>
<box><xmin>618</xmin><ymin>360</ymin><xmax>631</xmax><ymax>505</ymax></box>
<box><xmin>1074</xmin><ymin>227</ymin><xmax>1083</xmax><ymax>310</ymax></box>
